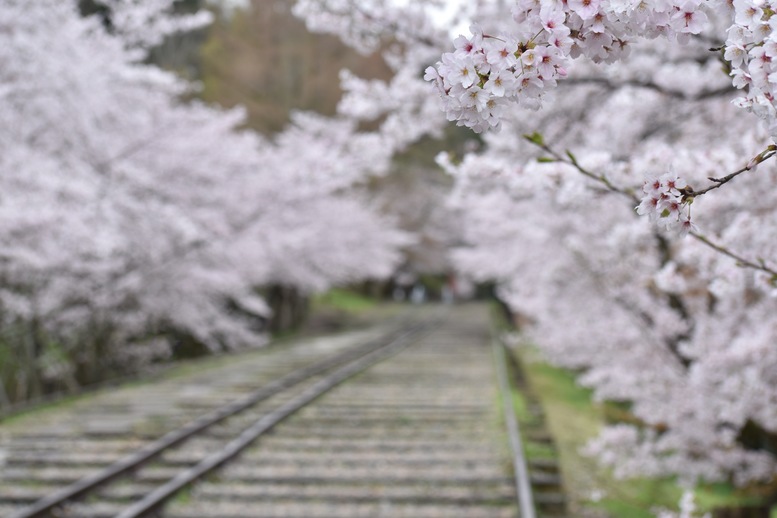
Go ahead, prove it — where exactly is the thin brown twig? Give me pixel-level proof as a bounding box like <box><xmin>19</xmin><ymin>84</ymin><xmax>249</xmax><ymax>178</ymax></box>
<box><xmin>688</xmin><ymin>146</ymin><xmax>777</xmax><ymax>197</ymax></box>
<box><xmin>690</xmin><ymin>232</ymin><xmax>777</xmax><ymax>278</ymax></box>
<box><xmin>524</xmin><ymin>133</ymin><xmax>638</xmax><ymax>202</ymax></box>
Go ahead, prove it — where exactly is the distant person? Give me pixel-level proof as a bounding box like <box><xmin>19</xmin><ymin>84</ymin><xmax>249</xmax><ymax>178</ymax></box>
<box><xmin>410</xmin><ymin>284</ymin><xmax>425</xmax><ymax>304</ymax></box>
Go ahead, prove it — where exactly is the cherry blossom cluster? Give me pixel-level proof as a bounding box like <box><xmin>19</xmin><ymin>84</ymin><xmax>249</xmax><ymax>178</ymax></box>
<box><xmin>636</xmin><ymin>172</ymin><xmax>698</xmax><ymax>236</ymax></box>
<box><xmin>426</xmin><ymin>0</ymin><xmax>712</xmax><ymax>131</ymax></box>
<box><xmin>727</xmin><ymin>0</ymin><xmax>777</xmax><ymax>139</ymax></box>
<box><xmin>424</xmin><ymin>25</ymin><xmax>571</xmax><ymax>132</ymax></box>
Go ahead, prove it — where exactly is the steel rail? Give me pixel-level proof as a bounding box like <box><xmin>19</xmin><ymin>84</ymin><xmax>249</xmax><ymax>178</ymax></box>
<box><xmin>493</xmin><ymin>337</ymin><xmax>537</xmax><ymax>518</ymax></box>
<box><xmin>10</xmin><ymin>322</ymin><xmax>429</xmax><ymax>518</ymax></box>
<box><xmin>115</xmin><ymin>321</ymin><xmax>430</xmax><ymax>518</ymax></box>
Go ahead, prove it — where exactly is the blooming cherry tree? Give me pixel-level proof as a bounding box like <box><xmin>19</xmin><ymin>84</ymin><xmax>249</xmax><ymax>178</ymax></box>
<box><xmin>424</xmin><ymin>0</ymin><xmax>777</xmax><ymax>237</ymax></box>
<box><xmin>293</xmin><ymin>0</ymin><xmax>777</xmax><ymax>505</ymax></box>
<box><xmin>0</xmin><ymin>0</ymin><xmax>409</xmax><ymax>399</ymax></box>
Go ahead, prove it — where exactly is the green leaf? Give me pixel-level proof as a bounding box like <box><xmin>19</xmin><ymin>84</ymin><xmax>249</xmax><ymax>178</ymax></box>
<box><xmin>524</xmin><ymin>132</ymin><xmax>545</xmax><ymax>146</ymax></box>
<box><xmin>537</xmin><ymin>157</ymin><xmax>556</xmax><ymax>163</ymax></box>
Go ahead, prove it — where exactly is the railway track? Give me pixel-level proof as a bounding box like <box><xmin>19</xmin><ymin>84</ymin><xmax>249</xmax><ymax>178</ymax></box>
<box><xmin>0</xmin><ymin>305</ymin><xmax>545</xmax><ymax>518</ymax></box>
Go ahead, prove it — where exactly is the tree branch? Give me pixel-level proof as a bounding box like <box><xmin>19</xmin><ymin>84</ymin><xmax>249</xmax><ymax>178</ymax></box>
<box><xmin>524</xmin><ymin>135</ymin><xmax>777</xmax><ymax>279</ymax></box>
<box><xmin>560</xmin><ymin>76</ymin><xmax>736</xmax><ymax>101</ymax></box>
<box><xmin>524</xmin><ymin>132</ymin><xmax>638</xmax><ymax>203</ymax></box>
<box><xmin>687</xmin><ymin>145</ymin><xmax>777</xmax><ymax>197</ymax></box>
<box><xmin>689</xmin><ymin>232</ymin><xmax>777</xmax><ymax>278</ymax></box>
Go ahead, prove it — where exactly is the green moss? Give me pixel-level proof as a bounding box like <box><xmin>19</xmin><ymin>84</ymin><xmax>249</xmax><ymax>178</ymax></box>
<box><xmin>0</xmin><ymin>393</ymin><xmax>83</xmax><ymax>426</ymax></box>
<box><xmin>512</xmin><ymin>345</ymin><xmax>768</xmax><ymax>517</ymax></box>
<box><xmin>694</xmin><ymin>483</ymin><xmax>763</xmax><ymax>510</ymax></box>
<box><xmin>511</xmin><ymin>390</ymin><xmax>530</xmax><ymax>421</ymax></box>
<box><xmin>524</xmin><ymin>440</ymin><xmax>558</xmax><ymax>460</ymax></box>
<box><xmin>168</xmin><ymin>485</ymin><xmax>194</xmax><ymax>506</ymax></box>
<box><xmin>312</xmin><ymin>289</ymin><xmax>379</xmax><ymax>313</ymax></box>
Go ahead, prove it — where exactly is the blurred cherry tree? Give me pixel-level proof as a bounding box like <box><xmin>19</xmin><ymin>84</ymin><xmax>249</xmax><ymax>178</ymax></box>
<box><xmin>0</xmin><ymin>0</ymin><xmax>408</xmax><ymax>405</ymax></box>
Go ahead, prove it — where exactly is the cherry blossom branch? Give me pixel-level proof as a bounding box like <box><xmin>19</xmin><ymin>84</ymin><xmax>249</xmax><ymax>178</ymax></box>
<box><xmin>560</xmin><ymin>76</ymin><xmax>735</xmax><ymax>101</ymax></box>
<box><xmin>296</xmin><ymin>0</ymin><xmax>441</xmax><ymax>51</ymax></box>
<box><xmin>569</xmin><ymin>243</ymin><xmax>694</xmax><ymax>370</ymax></box>
<box><xmin>689</xmin><ymin>232</ymin><xmax>777</xmax><ymax>278</ymax></box>
<box><xmin>523</xmin><ymin>132</ymin><xmax>639</xmax><ymax>203</ymax></box>
<box><xmin>524</xmin><ymin>134</ymin><xmax>777</xmax><ymax>279</ymax></box>
<box><xmin>686</xmin><ymin>145</ymin><xmax>777</xmax><ymax>197</ymax></box>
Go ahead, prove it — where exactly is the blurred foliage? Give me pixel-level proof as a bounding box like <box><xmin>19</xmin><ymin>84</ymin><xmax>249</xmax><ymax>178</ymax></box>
<box><xmin>194</xmin><ymin>1</ymin><xmax>481</xmax><ymax>278</ymax></box>
<box><xmin>1</xmin><ymin>0</ymin><xmax>466</xmax><ymax>410</ymax></box>
<box><xmin>514</xmin><ymin>346</ymin><xmax>768</xmax><ymax>517</ymax></box>
<box><xmin>198</xmin><ymin>0</ymin><xmax>392</xmax><ymax>134</ymax></box>
<box><xmin>313</xmin><ymin>288</ymin><xmax>378</xmax><ymax>314</ymax></box>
